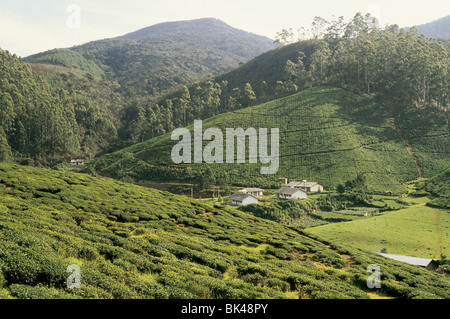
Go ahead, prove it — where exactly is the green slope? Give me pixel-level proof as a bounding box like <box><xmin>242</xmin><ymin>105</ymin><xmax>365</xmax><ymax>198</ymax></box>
<box><xmin>0</xmin><ymin>163</ymin><xmax>449</xmax><ymax>299</ymax></box>
<box><xmin>25</xmin><ymin>18</ymin><xmax>276</xmax><ymax>99</ymax></box>
<box><xmin>306</xmin><ymin>201</ymin><xmax>450</xmax><ymax>259</ymax></box>
<box><xmin>24</xmin><ymin>48</ymin><xmax>105</xmax><ymax>81</ymax></box>
<box><xmin>91</xmin><ymin>87</ymin><xmax>448</xmax><ymax>192</ymax></box>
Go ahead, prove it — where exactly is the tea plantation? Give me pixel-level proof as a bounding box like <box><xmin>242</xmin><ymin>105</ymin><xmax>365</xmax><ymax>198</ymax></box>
<box><xmin>0</xmin><ymin>163</ymin><xmax>449</xmax><ymax>299</ymax></box>
<box><xmin>91</xmin><ymin>87</ymin><xmax>449</xmax><ymax>192</ymax></box>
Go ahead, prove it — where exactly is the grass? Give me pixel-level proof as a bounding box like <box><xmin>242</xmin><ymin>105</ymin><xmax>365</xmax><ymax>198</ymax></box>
<box><xmin>306</xmin><ymin>199</ymin><xmax>450</xmax><ymax>259</ymax></box>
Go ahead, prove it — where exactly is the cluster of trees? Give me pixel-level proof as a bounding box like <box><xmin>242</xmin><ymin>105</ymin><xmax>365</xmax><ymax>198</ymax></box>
<box><xmin>122</xmin><ymin>77</ymin><xmax>257</xmax><ymax>143</ymax></box>
<box><xmin>275</xmin><ymin>13</ymin><xmax>449</xmax><ymax>110</ymax></box>
<box><xmin>274</xmin><ymin>13</ymin><xmax>381</xmax><ymax>45</ymax></box>
<box><xmin>0</xmin><ymin>49</ymin><xmax>117</xmax><ymax>164</ymax></box>
<box><xmin>336</xmin><ymin>173</ymin><xmax>368</xmax><ymax>194</ymax></box>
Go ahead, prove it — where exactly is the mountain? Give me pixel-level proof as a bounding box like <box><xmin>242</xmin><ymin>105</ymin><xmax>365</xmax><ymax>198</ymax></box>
<box><xmin>89</xmin><ymin>87</ymin><xmax>449</xmax><ymax>192</ymax></box>
<box><xmin>0</xmin><ymin>162</ymin><xmax>449</xmax><ymax>299</ymax></box>
<box><xmin>408</xmin><ymin>15</ymin><xmax>450</xmax><ymax>39</ymax></box>
<box><xmin>25</xmin><ymin>18</ymin><xmax>277</xmax><ymax>98</ymax></box>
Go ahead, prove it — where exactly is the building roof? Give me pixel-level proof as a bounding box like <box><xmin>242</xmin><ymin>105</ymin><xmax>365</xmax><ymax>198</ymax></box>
<box><xmin>377</xmin><ymin>253</ymin><xmax>434</xmax><ymax>267</ymax></box>
<box><xmin>287</xmin><ymin>181</ymin><xmax>322</xmax><ymax>188</ymax></box>
<box><xmin>241</xmin><ymin>188</ymin><xmax>264</xmax><ymax>192</ymax></box>
<box><xmin>70</xmin><ymin>159</ymin><xmax>85</xmax><ymax>163</ymax></box>
<box><xmin>230</xmin><ymin>193</ymin><xmax>258</xmax><ymax>202</ymax></box>
<box><xmin>275</xmin><ymin>187</ymin><xmax>306</xmax><ymax>195</ymax></box>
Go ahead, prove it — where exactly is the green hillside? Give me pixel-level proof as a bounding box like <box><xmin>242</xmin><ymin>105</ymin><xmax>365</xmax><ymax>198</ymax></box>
<box><xmin>25</xmin><ymin>18</ymin><xmax>276</xmax><ymax>99</ymax></box>
<box><xmin>25</xmin><ymin>49</ymin><xmax>105</xmax><ymax>81</ymax></box>
<box><xmin>426</xmin><ymin>169</ymin><xmax>450</xmax><ymax>209</ymax></box>
<box><xmin>91</xmin><ymin>87</ymin><xmax>449</xmax><ymax>192</ymax></box>
<box><xmin>0</xmin><ymin>162</ymin><xmax>449</xmax><ymax>299</ymax></box>
<box><xmin>306</xmin><ymin>198</ymin><xmax>450</xmax><ymax>260</ymax></box>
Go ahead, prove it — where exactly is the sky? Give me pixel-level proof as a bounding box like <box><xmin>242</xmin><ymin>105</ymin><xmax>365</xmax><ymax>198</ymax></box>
<box><xmin>1</xmin><ymin>0</ymin><xmax>449</xmax><ymax>57</ymax></box>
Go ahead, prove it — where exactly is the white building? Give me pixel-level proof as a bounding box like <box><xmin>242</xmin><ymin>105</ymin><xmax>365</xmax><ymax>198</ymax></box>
<box><xmin>287</xmin><ymin>180</ymin><xmax>324</xmax><ymax>193</ymax></box>
<box><xmin>238</xmin><ymin>188</ymin><xmax>264</xmax><ymax>197</ymax></box>
<box><xmin>230</xmin><ymin>193</ymin><xmax>259</xmax><ymax>206</ymax></box>
<box><xmin>70</xmin><ymin>159</ymin><xmax>85</xmax><ymax>166</ymax></box>
<box><xmin>377</xmin><ymin>253</ymin><xmax>439</xmax><ymax>271</ymax></box>
<box><xmin>275</xmin><ymin>187</ymin><xmax>307</xmax><ymax>200</ymax></box>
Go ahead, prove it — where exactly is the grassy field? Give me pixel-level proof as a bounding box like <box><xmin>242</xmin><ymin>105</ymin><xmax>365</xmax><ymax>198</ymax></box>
<box><xmin>306</xmin><ymin>196</ymin><xmax>450</xmax><ymax>259</ymax></box>
<box><xmin>1</xmin><ymin>163</ymin><xmax>449</xmax><ymax>299</ymax></box>
<box><xmin>88</xmin><ymin>86</ymin><xmax>449</xmax><ymax>193</ymax></box>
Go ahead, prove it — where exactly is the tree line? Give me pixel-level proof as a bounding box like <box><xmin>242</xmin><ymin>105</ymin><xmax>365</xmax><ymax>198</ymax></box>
<box><xmin>123</xmin><ymin>13</ymin><xmax>448</xmax><ymax>145</ymax></box>
<box><xmin>275</xmin><ymin>13</ymin><xmax>449</xmax><ymax>110</ymax></box>
<box><xmin>0</xmin><ymin>50</ymin><xmax>117</xmax><ymax>164</ymax></box>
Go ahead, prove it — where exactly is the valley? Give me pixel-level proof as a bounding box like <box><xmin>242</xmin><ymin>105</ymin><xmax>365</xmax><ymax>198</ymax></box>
<box><xmin>0</xmin><ymin>9</ymin><xmax>449</xmax><ymax>301</ymax></box>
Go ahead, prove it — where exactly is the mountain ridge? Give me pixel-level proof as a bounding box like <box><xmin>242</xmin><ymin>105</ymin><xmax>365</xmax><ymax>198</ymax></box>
<box><xmin>25</xmin><ymin>18</ymin><xmax>277</xmax><ymax>98</ymax></box>
<box><xmin>407</xmin><ymin>14</ymin><xmax>450</xmax><ymax>39</ymax></box>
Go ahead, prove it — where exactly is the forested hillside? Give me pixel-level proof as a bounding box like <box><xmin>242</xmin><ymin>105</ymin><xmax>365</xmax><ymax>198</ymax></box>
<box><xmin>1</xmin><ymin>14</ymin><xmax>448</xmax><ymax>180</ymax></box>
<box><xmin>120</xmin><ymin>13</ymin><xmax>448</xmax><ymax>146</ymax></box>
<box><xmin>0</xmin><ymin>49</ymin><xmax>117</xmax><ymax>165</ymax></box>
<box><xmin>1</xmin><ymin>163</ymin><xmax>449</xmax><ymax>299</ymax></box>
<box><xmin>25</xmin><ymin>18</ymin><xmax>276</xmax><ymax>99</ymax></box>
<box><xmin>21</xmin><ymin>18</ymin><xmax>277</xmax><ymax>155</ymax></box>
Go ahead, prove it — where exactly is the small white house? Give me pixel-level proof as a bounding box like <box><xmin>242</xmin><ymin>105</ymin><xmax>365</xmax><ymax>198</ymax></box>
<box><xmin>70</xmin><ymin>159</ymin><xmax>85</xmax><ymax>166</ymax></box>
<box><xmin>275</xmin><ymin>187</ymin><xmax>307</xmax><ymax>200</ymax></box>
<box><xmin>230</xmin><ymin>193</ymin><xmax>259</xmax><ymax>206</ymax></box>
<box><xmin>377</xmin><ymin>253</ymin><xmax>439</xmax><ymax>271</ymax></box>
<box><xmin>287</xmin><ymin>180</ymin><xmax>324</xmax><ymax>193</ymax></box>
<box><xmin>238</xmin><ymin>188</ymin><xmax>264</xmax><ymax>198</ymax></box>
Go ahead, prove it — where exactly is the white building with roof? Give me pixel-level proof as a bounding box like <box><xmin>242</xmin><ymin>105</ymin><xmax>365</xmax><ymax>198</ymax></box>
<box><xmin>237</xmin><ymin>188</ymin><xmax>264</xmax><ymax>197</ymax></box>
<box><xmin>377</xmin><ymin>253</ymin><xmax>439</xmax><ymax>271</ymax></box>
<box><xmin>230</xmin><ymin>193</ymin><xmax>259</xmax><ymax>206</ymax></box>
<box><xmin>287</xmin><ymin>180</ymin><xmax>324</xmax><ymax>193</ymax></box>
<box><xmin>275</xmin><ymin>187</ymin><xmax>307</xmax><ymax>200</ymax></box>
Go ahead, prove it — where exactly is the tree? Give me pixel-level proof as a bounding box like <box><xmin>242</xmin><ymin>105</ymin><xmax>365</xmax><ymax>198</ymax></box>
<box><xmin>325</xmin><ymin>16</ymin><xmax>346</xmax><ymax>39</ymax></box>
<box><xmin>310</xmin><ymin>41</ymin><xmax>332</xmax><ymax>84</ymax></box>
<box><xmin>336</xmin><ymin>184</ymin><xmax>346</xmax><ymax>194</ymax></box>
<box><xmin>275</xmin><ymin>28</ymin><xmax>295</xmax><ymax>46</ymax></box>
<box><xmin>311</xmin><ymin>17</ymin><xmax>329</xmax><ymax>39</ymax></box>
<box><xmin>180</xmin><ymin>86</ymin><xmax>191</xmax><ymax>125</ymax></box>
<box><xmin>0</xmin><ymin>92</ymin><xmax>15</xmax><ymax>134</ymax></box>
<box><xmin>242</xmin><ymin>83</ymin><xmax>257</xmax><ymax>107</ymax></box>
<box><xmin>0</xmin><ymin>128</ymin><xmax>12</xmax><ymax>162</ymax></box>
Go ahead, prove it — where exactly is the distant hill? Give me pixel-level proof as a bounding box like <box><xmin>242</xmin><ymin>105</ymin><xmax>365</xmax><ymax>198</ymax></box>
<box><xmin>25</xmin><ymin>18</ymin><xmax>277</xmax><ymax>97</ymax></box>
<box><xmin>407</xmin><ymin>15</ymin><xmax>450</xmax><ymax>39</ymax></box>
<box><xmin>89</xmin><ymin>87</ymin><xmax>449</xmax><ymax>192</ymax></box>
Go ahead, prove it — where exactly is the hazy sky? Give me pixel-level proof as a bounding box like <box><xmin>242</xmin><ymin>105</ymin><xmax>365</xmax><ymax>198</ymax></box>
<box><xmin>1</xmin><ymin>0</ymin><xmax>449</xmax><ymax>57</ymax></box>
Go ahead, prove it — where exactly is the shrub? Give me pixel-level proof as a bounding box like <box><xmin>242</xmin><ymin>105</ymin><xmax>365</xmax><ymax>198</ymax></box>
<box><xmin>9</xmin><ymin>284</ymin><xmax>74</xmax><ymax>299</ymax></box>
